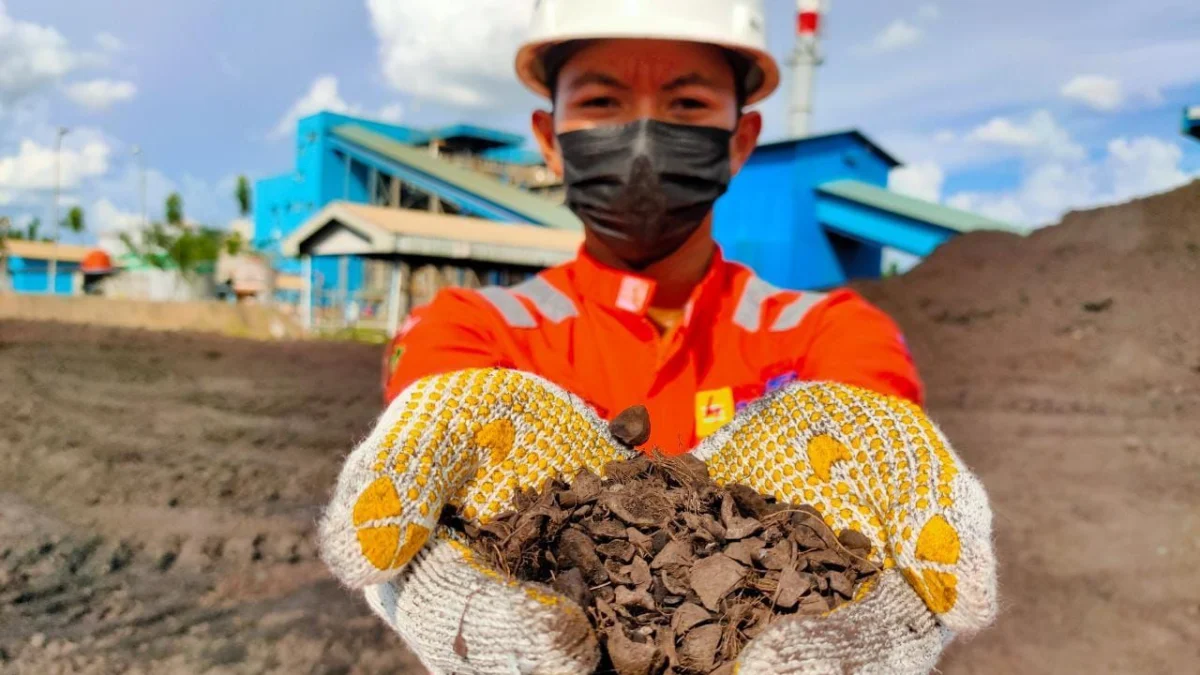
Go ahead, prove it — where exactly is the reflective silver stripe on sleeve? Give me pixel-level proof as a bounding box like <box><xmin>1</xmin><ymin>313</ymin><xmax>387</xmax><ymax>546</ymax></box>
<box><xmin>511</xmin><ymin>276</ymin><xmax>577</xmax><ymax>324</ymax></box>
<box><xmin>771</xmin><ymin>291</ymin><xmax>829</xmax><ymax>332</ymax></box>
<box><xmin>476</xmin><ymin>286</ymin><xmax>536</xmax><ymax>328</ymax></box>
<box><xmin>733</xmin><ymin>275</ymin><xmax>782</xmax><ymax>331</ymax></box>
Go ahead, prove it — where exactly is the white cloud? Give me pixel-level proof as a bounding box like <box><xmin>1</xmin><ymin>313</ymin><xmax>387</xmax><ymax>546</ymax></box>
<box><xmin>889</xmin><ymin>161</ymin><xmax>945</xmax><ymax>202</ymax></box>
<box><xmin>947</xmin><ymin>192</ymin><xmax>1028</xmax><ymax>226</ymax></box>
<box><xmin>88</xmin><ymin>160</ymin><xmax>176</xmax><ymax>226</ymax></box>
<box><xmin>91</xmin><ymin>197</ymin><xmax>143</xmax><ymax>251</ymax></box>
<box><xmin>872</xmin><ymin>19</ymin><xmax>922</xmax><ymax>52</ymax></box>
<box><xmin>377</xmin><ymin>103</ymin><xmax>404</xmax><ymax>123</ymax></box>
<box><xmin>271</xmin><ymin>75</ymin><xmax>359</xmax><ymax>138</ymax></box>
<box><xmin>271</xmin><ymin>75</ymin><xmax>411</xmax><ymax>138</ymax></box>
<box><xmin>89</xmin><ymin>169</ymin><xmax>242</xmax><ymax>251</ymax></box>
<box><xmin>366</xmin><ymin>0</ymin><xmax>534</xmax><ymax>107</ymax></box>
<box><xmin>179</xmin><ymin>172</ymin><xmax>241</xmax><ymax>228</ymax></box>
<box><xmin>1061</xmin><ymin>74</ymin><xmax>1123</xmax><ymax>111</ymax></box>
<box><xmin>967</xmin><ymin>109</ymin><xmax>1084</xmax><ymax>161</ymax></box>
<box><xmin>968</xmin><ymin>117</ymin><xmax>1038</xmax><ymax>145</ymax></box>
<box><xmin>764</xmin><ymin>1</ymin><xmax>1200</xmax><ymax>146</ymax></box>
<box><xmin>1104</xmin><ymin>136</ymin><xmax>1190</xmax><ymax>201</ymax></box>
<box><xmin>880</xmin><ymin>111</ymin><xmax>1088</xmax><ymax>176</ymax></box>
<box><xmin>64</xmin><ymin>79</ymin><xmax>136</xmax><ymax>111</ymax></box>
<box><xmin>94</xmin><ymin>32</ymin><xmax>123</xmax><ymax>52</ymax></box>
<box><xmin>918</xmin><ymin>4</ymin><xmax>941</xmax><ymax>21</ymax></box>
<box><xmin>0</xmin><ymin>137</ymin><xmax>111</xmax><ymax>193</ymax></box>
<box><xmin>0</xmin><ymin>2</ymin><xmax>78</xmax><ymax>104</ymax></box>
<box><xmin>946</xmin><ymin>135</ymin><xmax>1194</xmax><ymax>228</ymax></box>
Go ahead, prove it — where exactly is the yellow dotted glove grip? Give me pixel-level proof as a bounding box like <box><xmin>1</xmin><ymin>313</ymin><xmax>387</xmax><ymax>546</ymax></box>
<box><xmin>694</xmin><ymin>381</ymin><xmax>996</xmax><ymax>635</ymax></box>
<box><xmin>321</xmin><ymin>368</ymin><xmax>634</xmax><ymax>589</ymax></box>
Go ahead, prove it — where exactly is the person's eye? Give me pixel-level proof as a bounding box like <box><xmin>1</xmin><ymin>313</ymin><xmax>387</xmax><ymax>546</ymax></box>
<box><xmin>672</xmin><ymin>97</ymin><xmax>710</xmax><ymax>111</ymax></box>
<box><xmin>580</xmin><ymin>96</ymin><xmax>620</xmax><ymax>109</ymax></box>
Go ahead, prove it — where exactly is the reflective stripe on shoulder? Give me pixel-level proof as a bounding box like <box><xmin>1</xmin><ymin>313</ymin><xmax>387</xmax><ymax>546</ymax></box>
<box><xmin>476</xmin><ymin>287</ymin><xmax>536</xmax><ymax>329</ymax></box>
<box><xmin>510</xmin><ymin>276</ymin><xmax>577</xmax><ymax>324</ymax></box>
<box><xmin>733</xmin><ymin>275</ymin><xmax>782</xmax><ymax>332</ymax></box>
<box><xmin>771</xmin><ymin>291</ymin><xmax>830</xmax><ymax>332</ymax></box>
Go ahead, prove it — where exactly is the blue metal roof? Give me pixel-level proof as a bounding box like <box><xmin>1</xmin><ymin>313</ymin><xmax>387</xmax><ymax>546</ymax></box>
<box><xmin>759</xmin><ymin>130</ymin><xmax>901</xmax><ymax>168</ymax></box>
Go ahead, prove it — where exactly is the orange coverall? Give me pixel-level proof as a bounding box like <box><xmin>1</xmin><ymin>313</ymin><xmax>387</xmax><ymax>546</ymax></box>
<box><xmin>384</xmin><ymin>248</ymin><xmax>923</xmax><ymax>454</ymax></box>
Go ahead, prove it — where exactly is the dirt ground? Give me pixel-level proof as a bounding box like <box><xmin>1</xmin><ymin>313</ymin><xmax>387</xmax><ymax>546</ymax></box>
<box><xmin>0</xmin><ymin>324</ymin><xmax>423</xmax><ymax>674</ymax></box>
<box><xmin>2</xmin><ymin>182</ymin><xmax>1198</xmax><ymax>674</ymax></box>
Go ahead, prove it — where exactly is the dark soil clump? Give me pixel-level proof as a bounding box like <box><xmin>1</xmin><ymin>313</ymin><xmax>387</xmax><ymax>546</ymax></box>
<box><xmin>448</xmin><ymin>454</ymin><xmax>878</xmax><ymax>675</ymax></box>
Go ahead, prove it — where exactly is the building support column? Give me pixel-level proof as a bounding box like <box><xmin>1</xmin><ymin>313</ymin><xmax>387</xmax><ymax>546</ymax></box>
<box><xmin>389</xmin><ymin>175</ymin><xmax>400</xmax><ymax>208</ymax></box>
<box><xmin>399</xmin><ymin>261</ymin><xmax>411</xmax><ymax>320</ymax></box>
<box><xmin>386</xmin><ymin>259</ymin><xmax>402</xmax><ymax>337</ymax></box>
<box><xmin>337</xmin><ymin>255</ymin><xmax>350</xmax><ymax>327</ymax></box>
<box><xmin>301</xmin><ymin>254</ymin><xmax>313</xmax><ymax>332</ymax></box>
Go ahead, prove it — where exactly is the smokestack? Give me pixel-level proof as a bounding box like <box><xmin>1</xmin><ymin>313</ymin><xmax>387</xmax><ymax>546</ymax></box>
<box><xmin>788</xmin><ymin>0</ymin><xmax>825</xmax><ymax>138</ymax></box>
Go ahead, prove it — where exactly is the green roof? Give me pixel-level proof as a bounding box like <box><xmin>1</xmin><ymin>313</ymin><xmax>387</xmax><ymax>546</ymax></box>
<box><xmin>115</xmin><ymin>252</ymin><xmax>216</xmax><ymax>273</ymax></box>
<box><xmin>817</xmin><ymin>180</ymin><xmax>1018</xmax><ymax>233</ymax></box>
<box><xmin>332</xmin><ymin>125</ymin><xmax>582</xmax><ymax>231</ymax></box>
<box><xmin>117</xmin><ymin>251</ymin><xmax>175</xmax><ymax>270</ymax></box>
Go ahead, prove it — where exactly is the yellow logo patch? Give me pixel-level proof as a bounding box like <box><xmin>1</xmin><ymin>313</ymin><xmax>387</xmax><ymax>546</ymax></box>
<box><xmin>695</xmin><ymin>387</ymin><xmax>734</xmax><ymax>438</ymax></box>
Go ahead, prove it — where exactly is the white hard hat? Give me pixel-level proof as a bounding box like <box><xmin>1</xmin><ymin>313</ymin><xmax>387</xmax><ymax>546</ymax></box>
<box><xmin>515</xmin><ymin>0</ymin><xmax>780</xmax><ymax>105</ymax></box>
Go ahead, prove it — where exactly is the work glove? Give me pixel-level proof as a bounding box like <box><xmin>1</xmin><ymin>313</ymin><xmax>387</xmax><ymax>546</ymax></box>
<box><xmin>318</xmin><ymin>368</ymin><xmax>636</xmax><ymax>675</ymax></box>
<box><xmin>693</xmin><ymin>381</ymin><xmax>997</xmax><ymax>675</ymax></box>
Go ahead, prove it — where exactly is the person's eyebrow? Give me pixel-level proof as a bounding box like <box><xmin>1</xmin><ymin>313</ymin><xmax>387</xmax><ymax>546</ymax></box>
<box><xmin>565</xmin><ymin>72</ymin><xmax>630</xmax><ymax>91</ymax></box>
<box><xmin>662</xmin><ymin>73</ymin><xmax>719</xmax><ymax>92</ymax></box>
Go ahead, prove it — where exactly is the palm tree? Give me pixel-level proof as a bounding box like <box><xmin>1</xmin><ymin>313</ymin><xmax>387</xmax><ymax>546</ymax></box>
<box><xmin>64</xmin><ymin>206</ymin><xmax>85</xmax><ymax>236</ymax></box>
<box><xmin>165</xmin><ymin>193</ymin><xmax>184</xmax><ymax>226</ymax></box>
<box><xmin>235</xmin><ymin>175</ymin><xmax>252</xmax><ymax>217</ymax></box>
<box><xmin>25</xmin><ymin>217</ymin><xmax>43</xmax><ymax>241</ymax></box>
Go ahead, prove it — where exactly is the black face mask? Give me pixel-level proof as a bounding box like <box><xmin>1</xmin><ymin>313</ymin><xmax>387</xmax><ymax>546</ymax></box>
<box><xmin>558</xmin><ymin>119</ymin><xmax>733</xmax><ymax>268</ymax></box>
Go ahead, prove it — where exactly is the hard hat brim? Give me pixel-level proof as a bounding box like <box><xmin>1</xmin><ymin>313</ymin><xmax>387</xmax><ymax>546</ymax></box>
<box><xmin>515</xmin><ymin>36</ymin><xmax>780</xmax><ymax>106</ymax></box>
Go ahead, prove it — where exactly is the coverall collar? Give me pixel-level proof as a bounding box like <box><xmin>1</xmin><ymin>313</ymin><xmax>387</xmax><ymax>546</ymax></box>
<box><xmin>572</xmin><ymin>245</ymin><xmax>729</xmax><ymax>329</ymax></box>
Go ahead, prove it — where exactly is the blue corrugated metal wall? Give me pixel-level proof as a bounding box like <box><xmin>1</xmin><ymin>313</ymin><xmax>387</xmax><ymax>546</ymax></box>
<box><xmin>255</xmin><ymin>112</ymin><xmax>407</xmax><ymax>285</ymax></box>
<box><xmin>7</xmin><ymin>257</ymin><xmax>78</xmax><ymax>294</ymax></box>
<box><xmin>714</xmin><ymin>133</ymin><xmax>893</xmax><ymax>290</ymax></box>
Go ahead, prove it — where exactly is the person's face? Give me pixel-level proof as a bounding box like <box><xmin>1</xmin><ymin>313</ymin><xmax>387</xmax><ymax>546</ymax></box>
<box><xmin>532</xmin><ymin>39</ymin><xmax>761</xmax><ymax>179</ymax></box>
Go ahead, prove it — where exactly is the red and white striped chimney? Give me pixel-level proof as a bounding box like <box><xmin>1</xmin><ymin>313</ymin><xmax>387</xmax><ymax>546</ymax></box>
<box><xmin>789</xmin><ymin>0</ymin><xmax>825</xmax><ymax>138</ymax></box>
<box><xmin>798</xmin><ymin>0</ymin><xmax>822</xmax><ymax>36</ymax></box>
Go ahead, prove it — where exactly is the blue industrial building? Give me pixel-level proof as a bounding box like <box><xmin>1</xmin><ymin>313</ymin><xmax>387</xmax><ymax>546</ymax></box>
<box><xmin>256</xmin><ymin>113</ymin><xmax>573</xmax><ymax>300</ymax></box>
<box><xmin>257</xmin><ymin>112</ymin><xmax>1010</xmax><ymax>297</ymax></box>
<box><xmin>0</xmin><ymin>240</ymin><xmax>88</xmax><ymax>295</ymax></box>
<box><xmin>713</xmin><ymin>131</ymin><xmax>1009</xmax><ymax>288</ymax></box>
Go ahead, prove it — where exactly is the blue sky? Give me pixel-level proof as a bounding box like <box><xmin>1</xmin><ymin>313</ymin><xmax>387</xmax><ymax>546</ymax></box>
<box><xmin>0</xmin><ymin>0</ymin><xmax>1197</xmax><ymax>249</ymax></box>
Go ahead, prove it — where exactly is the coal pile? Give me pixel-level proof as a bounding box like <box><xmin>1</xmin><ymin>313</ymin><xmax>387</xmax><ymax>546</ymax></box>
<box><xmin>855</xmin><ymin>180</ymin><xmax>1200</xmax><ymax>395</ymax></box>
<box><xmin>450</xmin><ymin>454</ymin><xmax>877</xmax><ymax>675</ymax></box>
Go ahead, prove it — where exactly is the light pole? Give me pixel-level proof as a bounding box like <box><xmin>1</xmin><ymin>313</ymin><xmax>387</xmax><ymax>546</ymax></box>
<box><xmin>48</xmin><ymin>126</ymin><xmax>70</xmax><ymax>294</ymax></box>
<box><xmin>132</xmin><ymin>145</ymin><xmax>147</xmax><ymax>229</ymax></box>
